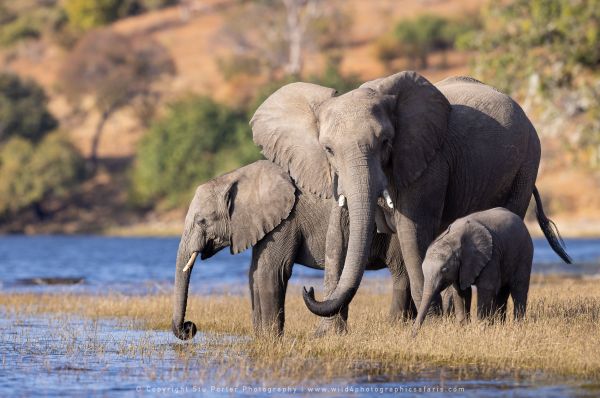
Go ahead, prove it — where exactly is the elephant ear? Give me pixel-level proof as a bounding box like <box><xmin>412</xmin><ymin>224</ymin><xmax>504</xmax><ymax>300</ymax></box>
<box><xmin>225</xmin><ymin>161</ymin><xmax>296</xmax><ymax>254</ymax></box>
<box><xmin>458</xmin><ymin>220</ymin><xmax>494</xmax><ymax>291</ymax></box>
<box><xmin>361</xmin><ymin>71</ymin><xmax>450</xmax><ymax>188</ymax></box>
<box><xmin>251</xmin><ymin>82</ymin><xmax>337</xmax><ymax>198</ymax></box>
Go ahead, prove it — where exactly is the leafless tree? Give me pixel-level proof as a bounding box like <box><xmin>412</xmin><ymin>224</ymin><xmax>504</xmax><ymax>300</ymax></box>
<box><xmin>218</xmin><ymin>0</ymin><xmax>349</xmax><ymax>78</ymax></box>
<box><xmin>59</xmin><ymin>29</ymin><xmax>175</xmax><ymax>173</ymax></box>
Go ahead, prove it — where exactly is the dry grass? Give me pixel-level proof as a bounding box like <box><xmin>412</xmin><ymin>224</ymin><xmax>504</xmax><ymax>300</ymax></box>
<box><xmin>1</xmin><ymin>275</ymin><xmax>600</xmax><ymax>383</ymax></box>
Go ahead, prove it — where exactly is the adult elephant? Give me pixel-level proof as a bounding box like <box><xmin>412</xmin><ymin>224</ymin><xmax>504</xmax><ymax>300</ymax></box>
<box><xmin>172</xmin><ymin>161</ymin><xmax>412</xmax><ymax>340</ymax></box>
<box><xmin>251</xmin><ymin>72</ymin><xmax>570</xmax><ymax>316</ymax></box>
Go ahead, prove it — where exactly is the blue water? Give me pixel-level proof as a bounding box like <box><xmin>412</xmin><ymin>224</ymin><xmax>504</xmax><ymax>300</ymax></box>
<box><xmin>0</xmin><ymin>236</ymin><xmax>598</xmax><ymax>293</ymax></box>
<box><xmin>0</xmin><ymin>236</ymin><xmax>599</xmax><ymax>397</ymax></box>
<box><xmin>0</xmin><ymin>316</ymin><xmax>597</xmax><ymax>397</ymax></box>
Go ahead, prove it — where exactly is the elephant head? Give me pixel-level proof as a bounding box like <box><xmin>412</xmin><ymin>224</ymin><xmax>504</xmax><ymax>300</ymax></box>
<box><xmin>172</xmin><ymin>160</ymin><xmax>296</xmax><ymax>340</ymax></box>
<box><xmin>412</xmin><ymin>220</ymin><xmax>493</xmax><ymax>334</ymax></box>
<box><xmin>251</xmin><ymin>71</ymin><xmax>450</xmax><ymax>316</ymax></box>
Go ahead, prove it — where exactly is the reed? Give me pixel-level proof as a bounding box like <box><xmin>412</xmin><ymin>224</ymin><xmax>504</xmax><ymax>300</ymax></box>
<box><xmin>1</xmin><ymin>275</ymin><xmax>599</xmax><ymax>382</ymax></box>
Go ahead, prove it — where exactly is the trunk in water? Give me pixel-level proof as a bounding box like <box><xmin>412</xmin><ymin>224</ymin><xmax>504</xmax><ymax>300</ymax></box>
<box><xmin>172</xmin><ymin>239</ymin><xmax>198</xmax><ymax>340</ymax></box>
<box><xmin>303</xmin><ymin>163</ymin><xmax>376</xmax><ymax>317</ymax></box>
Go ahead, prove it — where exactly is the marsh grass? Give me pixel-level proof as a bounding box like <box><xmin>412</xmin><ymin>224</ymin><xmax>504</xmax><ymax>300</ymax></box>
<box><xmin>1</xmin><ymin>275</ymin><xmax>600</xmax><ymax>383</ymax></box>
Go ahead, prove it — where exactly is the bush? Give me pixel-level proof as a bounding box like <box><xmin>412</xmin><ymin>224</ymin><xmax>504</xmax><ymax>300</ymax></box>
<box><xmin>130</xmin><ymin>96</ymin><xmax>261</xmax><ymax>208</ymax></box>
<box><xmin>377</xmin><ymin>14</ymin><xmax>478</xmax><ymax>70</ymax></box>
<box><xmin>63</xmin><ymin>0</ymin><xmax>177</xmax><ymax>30</ymax></box>
<box><xmin>64</xmin><ymin>0</ymin><xmax>123</xmax><ymax>30</ymax></box>
<box><xmin>0</xmin><ymin>133</ymin><xmax>84</xmax><ymax>216</ymax></box>
<box><xmin>466</xmin><ymin>0</ymin><xmax>600</xmax><ymax>168</ymax></box>
<box><xmin>0</xmin><ymin>1</ymin><xmax>67</xmax><ymax>47</ymax></box>
<box><xmin>0</xmin><ymin>73</ymin><xmax>57</xmax><ymax>143</ymax></box>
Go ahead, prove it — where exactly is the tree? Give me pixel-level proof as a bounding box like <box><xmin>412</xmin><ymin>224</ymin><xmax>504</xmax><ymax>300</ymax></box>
<box><xmin>0</xmin><ymin>133</ymin><xmax>84</xmax><ymax>218</ymax></box>
<box><xmin>59</xmin><ymin>29</ymin><xmax>175</xmax><ymax>172</ymax></box>
<box><xmin>394</xmin><ymin>15</ymin><xmax>452</xmax><ymax>69</ymax></box>
<box><xmin>0</xmin><ymin>0</ymin><xmax>67</xmax><ymax>47</ymax></box>
<box><xmin>64</xmin><ymin>0</ymin><xmax>122</xmax><ymax>30</ymax></box>
<box><xmin>130</xmin><ymin>96</ymin><xmax>261</xmax><ymax>208</ymax></box>
<box><xmin>64</xmin><ymin>0</ymin><xmax>178</xmax><ymax>30</ymax></box>
<box><xmin>219</xmin><ymin>0</ymin><xmax>350</xmax><ymax>79</ymax></box>
<box><xmin>376</xmin><ymin>14</ymin><xmax>477</xmax><ymax>71</ymax></box>
<box><xmin>466</xmin><ymin>0</ymin><xmax>600</xmax><ymax>168</ymax></box>
<box><xmin>0</xmin><ymin>72</ymin><xmax>57</xmax><ymax>142</ymax></box>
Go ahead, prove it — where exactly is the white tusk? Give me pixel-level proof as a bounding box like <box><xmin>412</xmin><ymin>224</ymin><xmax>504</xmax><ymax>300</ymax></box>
<box><xmin>338</xmin><ymin>195</ymin><xmax>346</xmax><ymax>207</ymax></box>
<box><xmin>382</xmin><ymin>189</ymin><xmax>394</xmax><ymax>209</ymax></box>
<box><xmin>182</xmin><ymin>251</ymin><xmax>198</xmax><ymax>272</ymax></box>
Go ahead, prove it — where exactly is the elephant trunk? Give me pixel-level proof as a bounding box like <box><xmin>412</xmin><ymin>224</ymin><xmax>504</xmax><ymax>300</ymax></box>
<box><xmin>172</xmin><ymin>236</ymin><xmax>198</xmax><ymax>340</ymax></box>
<box><xmin>412</xmin><ymin>282</ymin><xmax>437</xmax><ymax>336</ymax></box>
<box><xmin>303</xmin><ymin>160</ymin><xmax>376</xmax><ymax>317</ymax></box>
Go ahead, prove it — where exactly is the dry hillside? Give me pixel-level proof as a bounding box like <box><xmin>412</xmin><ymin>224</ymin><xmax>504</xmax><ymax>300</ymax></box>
<box><xmin>1</xmin><ymin>0</ymin><xmax>598</xmax><ymax>235</ymax></box>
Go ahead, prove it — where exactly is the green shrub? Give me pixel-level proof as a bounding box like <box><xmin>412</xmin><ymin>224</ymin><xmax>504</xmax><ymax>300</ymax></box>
<box><xmin>130</xmin><ymin>96</ymin><xmax>261</xmax><ymax>208</ymax></box>
<box><xmin>0</xmin><ymin>1</ymin><xmax>67</xmax><ymax>47</ymax></box>
<box><xmin>0</xmin><ymin>133</ymin><xmax>84</xmax><ymax>216</ymax></box>
<box><xmin>63</xmin><ymin>0</ymin><xmax>177</xmax><ymax>30</ymax></box>
<box><xmin>63</xmin><ymin>0</ymin><xmax>122</xmax><ymax>30</ymax></box>
<box><xmin>377</xmin><ymin>14</ymin><xmax>479</xmax><ymax>69</ymax></box>
<box><xmin>0</xmin><ymin>73</ymin><xmax>57</xmax><ymax>143</ymax></box>
<box><xmin>466</xmin><ymin>0</ymin><xmax>600</xmax><ymax>167</ymax></box>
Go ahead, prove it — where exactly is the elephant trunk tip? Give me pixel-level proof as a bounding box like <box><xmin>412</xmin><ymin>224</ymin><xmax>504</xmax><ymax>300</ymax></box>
<box><xmin>302</xmin><ymin>286</ymin><xmax>356</xmax><ymax>317</ymax></box>
<box><xmin>172</xmin><ymin>320</ymin><xmax>197</xmax><ymax>341</ymax></box>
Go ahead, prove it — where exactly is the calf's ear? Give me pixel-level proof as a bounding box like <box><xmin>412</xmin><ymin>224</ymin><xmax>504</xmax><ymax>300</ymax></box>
<box><xmin>459</xmin><ymin>220</ymin><xmax>493</xmax><ymax>290</ymax></box>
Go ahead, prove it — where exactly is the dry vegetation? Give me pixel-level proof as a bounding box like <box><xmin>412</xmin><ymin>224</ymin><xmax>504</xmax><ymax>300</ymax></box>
<box><xmin>1</xmin><ymin>275</ymin><xmax>599</xmax><ymax>383</ymax></box>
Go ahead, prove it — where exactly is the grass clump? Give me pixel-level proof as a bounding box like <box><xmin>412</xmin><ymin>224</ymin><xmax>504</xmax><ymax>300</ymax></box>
<box><xmin>1</xmin><ymin>275</ymin><xmax>599</xmax><ymax>382</ymax></box>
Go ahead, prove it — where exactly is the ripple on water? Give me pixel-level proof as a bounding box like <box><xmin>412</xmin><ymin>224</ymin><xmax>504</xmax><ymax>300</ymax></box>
<box><xmin>0</xmin><ymin>315</ymin><xmax>598</xmax><ymax>397</ymax></box>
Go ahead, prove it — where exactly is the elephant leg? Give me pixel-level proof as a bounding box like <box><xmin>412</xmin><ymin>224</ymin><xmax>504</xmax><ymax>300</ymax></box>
<box><xmin>249</xmin><ymin>245</ymin><xmax>294</xmax><ymax>336</ymax></box>
<box><xmin>451</xmin><ymin>285</ymin><xmax>468</xmax><ymax>324</ymax></box>
<box><xmin>495</xmin><ymin>286</ymin><xmax>511</xmax><ymax>323</ymax></box>
<box><xmin>475</xmin><ymin>287</ymin><xmax>496</xmax><ymax>321</ymax></box>
<box><xmin>462</xmin><ymin>286</ymin><xmax>472</xmax><ymax>321</ymax></box>
<box><xmin>395</xmin><ymin>164</ymin><xmax>447</xmax><ymax>308</ymax></box>
<box><xmin>389</xmin><ymin>267</ymin><xmax>414</xmax><ymax>322</ymax></box>
<box><xmin>249</xmin><ymin>253</ymin><xmax>261</xmax><ymax>334</ymax></box>
<box><xmin>441</xmin><ymin>287</ymin><xmax>455</xmax><ymax>317</ymax></box>
<box><xmin>315</xmin><ymin>205</ymin><xmax>349</xmax><ymax>336</ymax></box>
<box><xmin>511</xmin><ymin>284</ymin><xmax>529</xmax><ymax>321</ymax></box>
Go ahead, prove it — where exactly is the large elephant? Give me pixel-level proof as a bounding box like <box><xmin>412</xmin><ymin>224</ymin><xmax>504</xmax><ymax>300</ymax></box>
<box><xmin>251</xmin><ymin>72</ymin><xmax>570</xmax><ymax>317</ymax></box>
<box><xmin>172</xmin><ymin>160</ymin><xmax>412</xmax><ymax>340</ymax></box>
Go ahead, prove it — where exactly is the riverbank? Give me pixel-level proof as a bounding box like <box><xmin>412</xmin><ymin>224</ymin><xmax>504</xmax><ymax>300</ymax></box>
<box><xmin>98</xmin><ymin>214</ymin><xmax>600</xmax><ymax>238</ymax></box>
<box><xmin>2</xmin><ymin>275</ymin><xmax>599</xmax><ymax>383</ymax></box>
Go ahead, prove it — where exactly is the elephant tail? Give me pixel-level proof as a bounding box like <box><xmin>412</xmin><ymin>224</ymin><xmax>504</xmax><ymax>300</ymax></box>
<box><xmin>533</xmin><ymin>186</ymin><xmax>572</xmax><ymax>264</ymax></box>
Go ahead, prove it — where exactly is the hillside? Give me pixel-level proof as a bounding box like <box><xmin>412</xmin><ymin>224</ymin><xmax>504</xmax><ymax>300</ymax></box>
<box><xmin>1</xmin><ymin>0</ymin><xmax>598</xmax><ymax>236</ymax></box>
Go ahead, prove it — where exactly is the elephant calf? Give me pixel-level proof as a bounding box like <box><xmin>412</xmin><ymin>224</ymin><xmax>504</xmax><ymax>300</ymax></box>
<box><xmin>413</xmin><ymin>207</ymin><xmax>533</xmax><ymax>334</ymax></box>
<box><xmin>172</xmin><ymin>160</ymin><xmax>412</xmax><ymax>340</ymax></box>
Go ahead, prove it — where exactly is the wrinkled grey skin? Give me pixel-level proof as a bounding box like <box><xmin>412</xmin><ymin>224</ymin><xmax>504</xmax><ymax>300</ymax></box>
<box><xmin>251</xmin><ymin>72</ymin><xmax>570</xmax><ymax>318</ymax></box>
<box><xmin>412</xmin><ymin>208</ymin><xmax>534</xmax><ymax>335</ymax></box>
<box><xmin>172</xmin><ymin>160</ymin><xmax>412</xmax><ymax>340</ymax></box>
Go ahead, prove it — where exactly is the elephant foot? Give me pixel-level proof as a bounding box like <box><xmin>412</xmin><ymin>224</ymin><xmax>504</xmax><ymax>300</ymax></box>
<box><xmin>314</xmin><ymin>316</ymin><xmax>348</xmax><ymax>337</ymax></box>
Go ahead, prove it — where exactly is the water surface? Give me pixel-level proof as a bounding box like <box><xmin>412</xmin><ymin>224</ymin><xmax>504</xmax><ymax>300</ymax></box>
<box><xmin>0</xmin><ymin>236</ymin><xmax>599</xmax><ymax>396</ymax></box>
<box><xmin>0</xmin><ymin>236</ymin><xmax>598</xmax><ymax>293</ymax></box>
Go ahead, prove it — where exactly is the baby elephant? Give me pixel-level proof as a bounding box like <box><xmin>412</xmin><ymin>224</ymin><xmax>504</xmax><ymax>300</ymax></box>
<box><xmin>413</xmin><ymin>207</ymin><xmax>533</xmax><ymax>334</ymax></box>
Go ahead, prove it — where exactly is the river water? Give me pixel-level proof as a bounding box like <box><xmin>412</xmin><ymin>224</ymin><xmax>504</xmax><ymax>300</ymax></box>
<box><xmin>0</xmin><ymin>236</ymin><xmax>598</xmax><ymax>293</ymax></box>
<box><xmin>0</xmin><ymin>236</ymin><xmax>598</xmax><ymax>397</ymax></box>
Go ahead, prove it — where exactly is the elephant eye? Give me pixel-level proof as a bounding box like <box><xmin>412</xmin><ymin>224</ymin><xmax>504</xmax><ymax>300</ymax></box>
<box><xmin>324</xmin><ymin>146</ymin><xmax>334</xmax><ymax>156</ymax></box>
